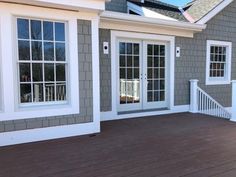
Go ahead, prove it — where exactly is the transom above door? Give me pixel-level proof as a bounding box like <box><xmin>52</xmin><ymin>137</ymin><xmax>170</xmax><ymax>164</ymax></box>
<box><xmin>117</xmin><ymin>39</ymin><xmax>168</xmax><ymax>112</ymax></box>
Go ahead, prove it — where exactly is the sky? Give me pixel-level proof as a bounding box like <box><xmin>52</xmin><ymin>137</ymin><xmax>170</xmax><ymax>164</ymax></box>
<box><xmin>160</xmin><ymin>0</ymin><xmax>192</xmax><ymax>6</ymax></box>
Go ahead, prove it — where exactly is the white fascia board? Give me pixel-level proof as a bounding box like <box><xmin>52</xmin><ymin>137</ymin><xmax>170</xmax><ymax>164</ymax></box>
<box><xmin>127</xmin><ymin>1</ymin><xmax>177</xmax><ymax>21</ymax></box>
<box><xmin>197</xmin><ymin>0</ymin><xmax>233</xmax><ymax>24</ymax></box>
<box><xmin>0</xmin><ymin>0</ymin><xmax>106</xmax><ymax>11</ymax></box>
<box><xmin>101</xmin><ymin>11</ymin><xmax>206</xmax><ymax>32</ymax></box>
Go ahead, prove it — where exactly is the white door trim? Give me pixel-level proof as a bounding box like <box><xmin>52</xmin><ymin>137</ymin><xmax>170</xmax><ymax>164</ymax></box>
<box><xmin>111</xmin><ymin>31</ymin><xmax>175</xmax><ymax>116</ymax></box>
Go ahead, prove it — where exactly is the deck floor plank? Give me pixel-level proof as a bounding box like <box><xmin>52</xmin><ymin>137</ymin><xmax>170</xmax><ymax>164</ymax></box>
<box><xmin>1</xmin><ymin>113</ymin><xmax>236</xmax><ymax>177</ymax></box>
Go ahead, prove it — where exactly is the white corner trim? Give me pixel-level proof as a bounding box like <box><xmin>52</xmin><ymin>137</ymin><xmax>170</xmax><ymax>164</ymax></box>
<box><xmin>91</xmin><ymin>16</ymin><xmax>101</xmax><ymax>128</ymax></box>
<box><xmin>127</xmin><ymin>1</ymin><xmax>177</xmax><ymax>21</ymax></box>
<box><xmin>205</xmin><ymin>40</ymin><xmax>232</xmax><ymax>86</ymax></box>
<box><xmin>197</xmin><ymin>0</ymin><xmax>233</xmax><ymax>24</ymax></box>
<box><xmin>101</xmin><ymin>105</ymin><xmax>190</xmax><ymax>121</ymax></box>
<box><xmin>0</xmin><ymin>122</ymin><xmax>100</xmax><ymax>147</ymax></box>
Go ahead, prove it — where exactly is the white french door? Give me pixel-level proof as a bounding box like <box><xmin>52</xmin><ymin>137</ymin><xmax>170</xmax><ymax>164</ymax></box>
<box><xmin>117</xmin><ymin>39</ymin><xmax>168</xmax><ymax>112</ymax></box>
<box><xmin>143</xmin><ymin>41</ymin><xmax>168</xmax><ymax>109</ymax></box>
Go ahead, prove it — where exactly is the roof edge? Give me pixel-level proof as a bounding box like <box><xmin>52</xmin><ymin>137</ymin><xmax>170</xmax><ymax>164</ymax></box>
<box><xmin>101</xmin><ymin>11</ymin><xmax>206</xmax><ymax>31</ymax></box>
<box><xmin>196</xmin><ymin>0</ymin><xmax>233</xmax><ymax>24</ymax></box>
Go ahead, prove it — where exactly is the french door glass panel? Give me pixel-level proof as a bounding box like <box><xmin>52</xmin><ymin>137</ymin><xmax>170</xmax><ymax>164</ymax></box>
<box><xmin>118</xmin><ymin>40</ymin><xmax>167</xmax><ymax>112</ymax></box>
<box><xmin>147</xmin><ymin>44</ymin><xmax>165</xmax><ymax>102</ymax></box>
<box><xmin>119</xmin><ymin>42</ymin><xmax>141</xmax><ymax>106</ymax></box>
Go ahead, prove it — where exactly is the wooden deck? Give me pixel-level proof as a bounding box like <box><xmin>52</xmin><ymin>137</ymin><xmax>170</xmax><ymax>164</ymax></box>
<box><xmin>1</xmin><ymin>113</ymin><xmax>236</xmax><ymax>177</ymax></box>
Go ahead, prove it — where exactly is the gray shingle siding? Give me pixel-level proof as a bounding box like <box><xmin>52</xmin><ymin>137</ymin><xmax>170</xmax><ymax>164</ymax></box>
<box><xmin>0</xmin><ymin>20</ymin><xmax>93</xmax><ymax>133</ymax></box>
<box><xmin>175</xmin><ymin>0</ymin><xmax>236</xmax><ymax>107</ymax></box>
<box><xmin>105</xmin><ymin>0</ymin><xmax>127</xmax><ymax>13</ymax></box>
<box><xmin>100</xmin><ymin>29</ymin><xmax>112</xmax><ymax>112</ymax></box>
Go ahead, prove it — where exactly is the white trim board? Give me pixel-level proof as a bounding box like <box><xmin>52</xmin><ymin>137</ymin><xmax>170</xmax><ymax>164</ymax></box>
<box><xmin>101</xmin><ymin>105</ymin><xmax>190</xmax><ymax>121</ymax></box>
<box><xmin>0</xmin><ymin>122</ymin><xmax>100</xmax><ymax>147</ymax></box>
<box><xmin>0</xmin><ymin>0</ymin><xmax>107</xmax><ymax>12</ymax></box>
<box><xmin>197</xmin><ymin>0</ymin><xmax>233</xmax><ymax>24</ymax></box>
<box><xmin>100</xmin><ymin>11</ymin><xmax>206</xmax><ymax>38</ymax></box>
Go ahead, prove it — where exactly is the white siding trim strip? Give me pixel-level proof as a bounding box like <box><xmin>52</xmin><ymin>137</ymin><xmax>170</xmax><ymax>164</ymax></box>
<box><xmin>0</xmin><ymin>122</ymin><xmax>100</xmax><ymax>147</ymax></box>
<box><xmin>101</xmin><ymin>105</ymin><xmax>190</xmax><ymax>121</ymax></box>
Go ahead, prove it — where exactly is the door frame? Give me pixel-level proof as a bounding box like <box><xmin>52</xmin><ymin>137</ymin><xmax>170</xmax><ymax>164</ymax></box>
<box><xmin>111</xmin><ymin>31</ymin><xmax>175</xmax><ymax>115</ymax></box>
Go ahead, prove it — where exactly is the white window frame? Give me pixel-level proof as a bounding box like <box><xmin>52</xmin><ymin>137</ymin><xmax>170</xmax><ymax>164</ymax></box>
<box><xmin>206</xmin><ymin>40</ymin><xmax>232</xmax><ymax>85</ymax></box>
<box><xmin>0</xmin><ymin>21</ymin><xmax>2</xmax><ymax>112</ymax></box>
<box><xmin>16</xmin><ymin>17</ymin><xmax>68</xmax><ymax>106</ymax></box>
<box><xmin>0</xmin><ymin>3</ymin><xmax>83</xmax><ymax>121</ymax></box>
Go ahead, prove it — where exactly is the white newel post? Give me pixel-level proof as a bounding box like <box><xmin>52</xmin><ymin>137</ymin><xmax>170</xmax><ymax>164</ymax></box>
<box><xmin>190</xmin><ymin>79</ymin><xmax>199</xmax><ymax>113</ymax></box>
<box><xmin>231</xmin><ymin>80</ymin><xmax>236</xmax><ymax>121</ymax></box>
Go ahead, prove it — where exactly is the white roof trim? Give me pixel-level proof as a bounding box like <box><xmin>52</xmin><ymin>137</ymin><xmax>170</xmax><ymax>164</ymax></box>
<box><xmin>0</xmin><ymin>0</ymin><xmax>107</xmax><ymax>11</ymax></box>
<box><xmin>197</xmin><ymin>0</ymin><xmax>233</xmax><ymax>24</ymax></box>
<box><xmin>127</xmin><ymin>1</ymin><xmax>177</xmax><ymax>21</ymax></box>
<box><xmin>101</xmin><ymin>11</ymin><xmax>206</xmax><ymax>32</ymax></box>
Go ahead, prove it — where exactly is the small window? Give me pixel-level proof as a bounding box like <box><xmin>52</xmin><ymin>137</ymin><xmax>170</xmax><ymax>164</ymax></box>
<box><xmin>17</xmin><ymin>18</ymin><xmax>67</xmax><ymax>105</ymax></box>
<box><xmin>206</xmin><ymin>40</ymin><xmax>232</xmax><ymax>85</ymax></box>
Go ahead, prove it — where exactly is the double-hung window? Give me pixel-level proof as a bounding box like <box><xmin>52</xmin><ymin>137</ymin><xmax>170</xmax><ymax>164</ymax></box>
<box><xmin>17</xmin><ymin>18</ymin><xmax>67</xmax><ymax>105</ymax></box>
<box><xmin>206</xmin><ymin>40</ymin><xmax>232</xmax><ymax>85</ymax></box>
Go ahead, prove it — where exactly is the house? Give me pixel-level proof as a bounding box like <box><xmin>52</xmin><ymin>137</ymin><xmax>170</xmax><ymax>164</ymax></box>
<box><xmin>0</xmin><ymin>0</ymin><xmax>236</xmax><ymax>146</ymax></box>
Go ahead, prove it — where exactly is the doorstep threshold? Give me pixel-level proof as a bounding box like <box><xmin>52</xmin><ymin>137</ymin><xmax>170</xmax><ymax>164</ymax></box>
<box><xmin>118</xmin><ymin>108</ymin><xmax>169</xmax><ymax>115</ymax></box>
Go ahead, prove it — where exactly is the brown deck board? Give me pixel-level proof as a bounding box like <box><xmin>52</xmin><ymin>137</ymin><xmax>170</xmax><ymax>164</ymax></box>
<box><xmin>1</xmin><ymin>113</ymin><xmax>236</xmax><ymax>177</ymax></box>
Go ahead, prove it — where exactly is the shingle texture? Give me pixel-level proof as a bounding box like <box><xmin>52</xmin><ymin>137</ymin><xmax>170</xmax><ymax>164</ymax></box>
<box><xmin>0</xmin><ymin>20</ymin><xmax>93</xmax><ymax>133</ymax></box>
<box><xmin>175</xmin><ymin>0</ymin><xmax>236</xmax><ymax>106</ymax></box>
<box><xmin>105</xmin><ymin>0</ymin><xmax>127</xmax><ymax>13</ymax></box>
<box><xmin>185</xmin><ymin>0</ymin><xmax>223</xmax><ymax>22</ymax></box>
<box><xmin>128</xmin><ymin>0</ymin><xmax>188</xmax><ymax>21</ymax></box>
<box><xmin>99</xmin><ymin>29</ymin><xmax>112</xmax><ymax>112</ymax></box>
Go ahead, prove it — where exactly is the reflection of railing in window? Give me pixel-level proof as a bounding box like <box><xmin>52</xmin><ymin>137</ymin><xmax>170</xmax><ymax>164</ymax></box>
<box><xmin>34</xmin><ymin>83</ymin><xmax>66</xmax><ymax>102</ymax></box>
<box><xmin>120</xmin><ymin>79</ymin><xmax>139</xmax><ymax>102</ymax></box>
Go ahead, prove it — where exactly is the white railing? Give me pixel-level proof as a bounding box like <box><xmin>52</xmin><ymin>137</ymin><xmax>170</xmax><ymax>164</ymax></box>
<box><xmin>197</xmin><ymin>87</ymin><xmax>231</xmax><ymax>119</ymax></box>
<box><xmin>120</xmin><ymin>79</ymin><xmax>140</xmax><ymax>100</ymax></box>
<box><xmin>190</xmin><ymin>80</ymin><xmax>232</xmax><ymax>119</ymax></box>
<box><xmin>45</xmin><ymin>84</ymin><xmax>66</xmax><ymax>101</ymax></box>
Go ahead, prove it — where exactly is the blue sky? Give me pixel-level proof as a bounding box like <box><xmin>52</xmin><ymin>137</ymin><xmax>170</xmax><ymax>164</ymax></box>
<box><xmin>161</xmin><ymin>0</ymin><xmax>192</xmax><ymax>6</ymax></box>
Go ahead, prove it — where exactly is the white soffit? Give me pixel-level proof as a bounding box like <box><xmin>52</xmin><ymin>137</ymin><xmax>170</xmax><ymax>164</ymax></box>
<box><xmin>0</xmin><ymin>0</ymin><xmax>108</xmax><ymax>12</ymax></box>
<box><xmin>100</xmin><ymin>11</ymin><xmax>206</xmax><ymax>38</ymax></box>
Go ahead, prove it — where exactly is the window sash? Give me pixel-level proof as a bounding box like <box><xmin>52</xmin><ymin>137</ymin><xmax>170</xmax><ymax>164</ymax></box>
<box><xmin>209</xmin><ymin>45</ymin><xmax>227</xmax><ymax>78</ymax></box>
<box><xmin>16</xmin><ymin>17</ymin><xmax>68</xmax><ymax>105</ymax></box>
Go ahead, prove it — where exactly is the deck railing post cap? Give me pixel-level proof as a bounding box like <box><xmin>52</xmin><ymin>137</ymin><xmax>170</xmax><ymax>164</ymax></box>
<box><xmin>190</xmin><ymin>79</ymin><xmax>199</xmax><ymax>83</ymax></box>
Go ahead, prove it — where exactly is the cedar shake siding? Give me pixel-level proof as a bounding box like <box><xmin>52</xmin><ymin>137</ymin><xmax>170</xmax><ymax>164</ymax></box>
<box><xmin>175</xmin><ymin>0</ymin><xmax>236</xmax><ymax>107</ymax></box>
<box><xmin>99</xmin><ymin>29</ymin><xmax>112</xmax><ymax>112</ymax></box>
<box><xmin>105</xmin><ymin>0</ymin><xmax>127</xmax><ymax>13</ymax></box>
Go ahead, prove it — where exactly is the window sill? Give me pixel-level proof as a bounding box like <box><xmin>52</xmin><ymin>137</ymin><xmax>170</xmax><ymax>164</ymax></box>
<box><xmin>206</xmin><ymin>79</ymin><xmax>231</xmax><ymax>85</ymax></box>
<box><xmin>0</xmin><ymin>103</ymin><xmax>80</xmax><ymax>121</ymax></box>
